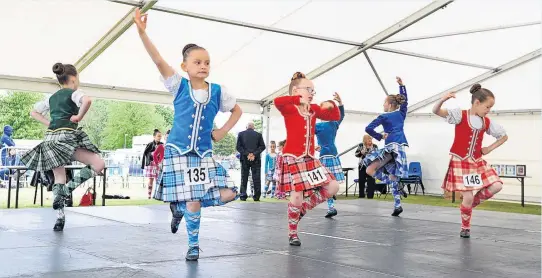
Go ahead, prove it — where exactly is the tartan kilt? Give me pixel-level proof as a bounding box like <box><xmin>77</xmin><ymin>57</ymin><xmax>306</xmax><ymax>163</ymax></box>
<box><xmin>266</xmin><ymin>169</ymin><xmax>275</xmax><ymax>182</ymax></box>
<box><xmin>276</xmin><ymin>155</ymin><xmax>334</xmax><ymax>193</ymax></box>
<box><xmin>144</xmin><ymin>164</ymin><xmax>159</xmax><ymax>178</ymax></box>
<box><xmin>320</xmin><ymin>155</ymin><xmax>345</xmax><ymax>183</ymax></box>
<box><xmin>362</xmin><ymin>143</ymin><xmax>408</xmax><ymax>184</ymax></box>
<box><xmin>442</xmin><ymin>155</ymin><xmax>502</xmax><ymax>192</ymax></box>
<box><xmin>153</xmin><ymin>146</ymin><xmax>236</xmax><ymax>202</ymax></box>
<box><xmin>20</xmin><ymin>129</ymin><xmax>100</xmax><ymax>172</ymax></box>
<box><xmin>272</xmin><ymin>155</ymin><xmax>283</xmax><ymax>182</ymax></box>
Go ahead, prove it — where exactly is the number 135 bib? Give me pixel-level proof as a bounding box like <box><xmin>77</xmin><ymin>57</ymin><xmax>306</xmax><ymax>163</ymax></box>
<box><xmin>184</xmin><ymin>167</ymin><xmax>211</xmax><ymax>186</ymax></box>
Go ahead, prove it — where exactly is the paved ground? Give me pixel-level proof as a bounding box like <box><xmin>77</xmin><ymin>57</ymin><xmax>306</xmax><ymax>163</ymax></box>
<box><xmin>0</xmin><ymin>198</ymin><xmax>540</xmax><ymax>278</ymax></box>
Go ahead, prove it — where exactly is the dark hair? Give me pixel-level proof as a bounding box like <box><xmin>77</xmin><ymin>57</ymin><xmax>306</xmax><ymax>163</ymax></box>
<box><xmin>279</xmin><ymin>140</ymin><xmax>286</xmax><ymax>147</ymax></box>
<box><xmin>386</xmin><ymin>94</ymin><xmax>406</xmax><ymax>110</ymax></box>
<box><xmin>182</xmin><ymin>43</ymin><xmax>205</xmax><ymax>61</ymax></box>
<box><xmin>288</xmin><ymin>72</ymin><xmax>306</xmax><ymax>95</ymax></box>
<box><xmin>52</xmin><ymin>63</ymin><xmax>77</xmax><ymax>85</ymax></box>
<box><xmin>470</xmin><ymin>83</ymin><xmax>494</xmax><ymax>104</ymax></box>
<box><xmin>270</xmin><ymin>140</ymin><xmax>276</xmax><ymax>145</ymax></box>
<box><xmin>153</xmin><ymin>129</ymin><xmax>161</xmax><ymax>136</ymax></box>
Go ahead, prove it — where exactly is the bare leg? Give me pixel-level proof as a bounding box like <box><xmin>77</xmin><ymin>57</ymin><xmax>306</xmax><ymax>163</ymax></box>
<box><xmin>365</xmin><ymin>153</ymin><xmax>393</xmax><ymax>177</ymax></box>
<box><xmin>72</xmin><ymin>149</ymin><xmax>105</xmax><ymax>174</ymax></box>
<box><xmin>65</xmin><ymin>149</ymin><xmax>105</xmax><ymax>193</ymax></box>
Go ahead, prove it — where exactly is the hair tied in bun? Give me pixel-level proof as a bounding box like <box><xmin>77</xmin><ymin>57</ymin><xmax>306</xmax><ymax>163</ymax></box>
<box><xmin>470</xmin><ymin>83</ymin><xmax>482</xmax><ymax>94</ymax></box>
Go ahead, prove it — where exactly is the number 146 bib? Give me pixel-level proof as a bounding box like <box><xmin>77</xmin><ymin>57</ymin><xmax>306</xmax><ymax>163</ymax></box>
<box><xmin>463</xmin><ymin>173</ymin><xmax>482</xmax><ymax>187</ymax></box>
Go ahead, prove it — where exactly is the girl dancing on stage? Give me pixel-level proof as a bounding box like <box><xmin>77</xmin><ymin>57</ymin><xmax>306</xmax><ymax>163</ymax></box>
<box><xmin>274</xmin><ymin>72</ymin><xmax>340</xmax><ymax>246</ymax></box>
<box><xmin>363</xmin><ymin>77</ymin><xmax>409</xmax><ymax>216</ymax></box>
<box><xmin>21</xmin><ymin>63</ymin><xmax>105</xmax><ymax>231</ymax></box>
<box><xmin>432</xmin><ymin>84</ymin><xmax>506</xmax><ymax>238</ymax></box>
<box><xmin>315</xmin><ymin>92</ymin><xmax>345</xmax><ymax>218</ymax></box>
<box><xmin>135</xmin><ymin>8</ymin><xmax>242</xmax><ymax>261</ymax></box>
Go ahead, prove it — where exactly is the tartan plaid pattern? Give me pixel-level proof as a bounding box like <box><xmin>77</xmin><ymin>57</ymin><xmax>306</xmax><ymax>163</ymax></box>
<box><xmin>266</xmin><ymin>169</ymin><xmax>275</xmax><ymax>182</ymax></box>
<box><xmin>362</xmin><ymin>143</ymin><xmax>408</xmax><ymax>184</ymax></box>
<box><xmin>320</xmin><ymin>156</ymin><xmax>345</xmax><ymax>183</ymax></box>
<box><xmin>144</xmin><ymin>164</ymin><xmax>159</xmax><ymax>178</ymax></box>
<box><xmin>21</xmin><ymin>129</ymin><xmax>100</xmax><ymax>171</ymax></box>
<box><xmin>441</xmin><ymin>156</ymin><xmax>501</xmax><ymax>192</ymax></box>
<box><xmin>276</xmin><ymin>155</ymin><xmax>334</xmax><ymax>193</ymax></box>
<box><xmin>273</xmin><ymin>154</ymin><xmax>283</xmax><ymax>182</ymax></box>
<box><xmin>153</xmin><ymin>146</ymin><xmax>234</xmax><ymax>202</ymax></box>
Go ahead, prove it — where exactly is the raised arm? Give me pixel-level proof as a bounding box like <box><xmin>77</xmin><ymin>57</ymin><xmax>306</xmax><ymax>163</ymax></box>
<box><xmin>365</xmin><ymin>116</ymin><xmax>385</xmax><ymax>141</ymax></box>
<box><xmin>337</xmin><ymin>105</ymin><xmax>345</xmax><ymax>126</ymax></box>
<box><xmin>396</xmin><ymin>77</ymin><xmax>408</xmax><ymax>116</ymax></box>
<box><xmin>274</xmin><ymin>95</ymin><xmax>301</xmax><ymax>115</ymax></box>
<box><xmin>313</xmin><ymin>101</ymin><xmax>340</xmax><ymax>121</ymax></box>
<box><xmin>432</xmin><ymin>92</ymin><xmax>456</xmax><ymax>118</ymax></box>
<box><xmin>333</xmin><ymin>92</ymin><xmax>345</xmax><ymax>126</ymax></box>
<box><xmin>134</xmin><ymin>8</ymin><xmax>174</xmax><ymax>79</ymax></box>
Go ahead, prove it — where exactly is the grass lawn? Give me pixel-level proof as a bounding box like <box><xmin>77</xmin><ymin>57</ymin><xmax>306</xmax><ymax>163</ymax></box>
<box><xmin>335</xmin><ymin>194</ymin><xmax>541</xmax><ymax>215</ymax></box>
<box><xmin>2</xmin><ymin>193</ymin><xmax>539</xmax><ymax>215</ymax></box>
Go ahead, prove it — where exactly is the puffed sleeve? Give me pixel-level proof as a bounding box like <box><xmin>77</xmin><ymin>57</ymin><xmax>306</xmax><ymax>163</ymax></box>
<box><xmin>33</xmin><ymin>96</ymin><xmax>51</xmax><ymax>115</ymax></box>
<box><xmin>160</xmin><ymin>72</ymin><xmax>186</xmax><ymax>97</ymax></box>
<box><xmin>219</xmin><ymin>85</ymin><xmax>237</xmax><ymax>112</ymax></box>
<box><xmin>487</xmin><ymin>120</ymin><xmax>506</xmax><ymax>139</ymax></box>
<box><xmin>445</xmin><ymin>108</ymin><xmax>462</xmax><ymax>125</ymax></box>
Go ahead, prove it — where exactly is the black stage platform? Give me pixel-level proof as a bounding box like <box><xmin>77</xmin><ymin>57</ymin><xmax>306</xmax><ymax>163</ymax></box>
<box><xmin>0</xmin><ymin>199</ymin><xmax>540</xmax><ymax>277</ymax></box>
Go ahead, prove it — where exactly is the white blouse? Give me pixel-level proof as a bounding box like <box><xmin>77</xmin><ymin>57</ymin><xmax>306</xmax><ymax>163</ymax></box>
<box><xmin>445</xmin><ymin>108</ymin><xmax>506</xmax><ymax>139</ymax></box>
<box><xmin>33</xmin><ymin>90</ymin><xmax>85</xmax><ymax>115</ymax></box>
<box><xmin>161</xmin><ymin>72</ymin><xmax>236</xmax><ymax>112</ymax></box>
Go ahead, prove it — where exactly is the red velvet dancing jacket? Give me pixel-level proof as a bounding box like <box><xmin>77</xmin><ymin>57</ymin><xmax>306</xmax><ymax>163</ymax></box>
<box><xmin>274</xmin><ymin>95</ymin><xmax>340</xmax><ymax>158</ymax></box>
<box><xmin>450</xmin><ymin>110</ymin><xmax>490</xmax><ymax>161</ymax></box>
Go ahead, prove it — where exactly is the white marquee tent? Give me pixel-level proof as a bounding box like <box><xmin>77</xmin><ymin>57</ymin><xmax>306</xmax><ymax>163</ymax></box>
<box><xmin>0</xmin><ymin>0</ymin><xmax>540</xmax><ymax>202</ymax></box>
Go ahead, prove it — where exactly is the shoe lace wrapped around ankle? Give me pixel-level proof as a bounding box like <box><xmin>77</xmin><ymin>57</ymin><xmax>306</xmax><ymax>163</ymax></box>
<box><xmin>188</xmin><ymin>246</ymin><xmax>203</xmax><ymax>255</ymax></box>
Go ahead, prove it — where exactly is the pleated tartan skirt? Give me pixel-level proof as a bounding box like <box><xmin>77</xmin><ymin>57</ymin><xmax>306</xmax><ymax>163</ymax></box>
<box><xmin>21</xmin><ymin>129</ymin><xmax>100</xmax><ymax>172</ymax></box>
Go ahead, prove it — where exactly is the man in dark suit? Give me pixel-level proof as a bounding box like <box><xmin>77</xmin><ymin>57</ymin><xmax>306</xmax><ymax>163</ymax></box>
<box><xmin>236</xmin><ymin>122</ymin><xmax>266</xmax><ymax>201</ymax></box>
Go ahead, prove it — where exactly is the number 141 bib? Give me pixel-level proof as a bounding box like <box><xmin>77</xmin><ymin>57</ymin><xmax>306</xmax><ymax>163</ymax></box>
<box><xmin>302</xmin><ymin>167</ymin><xmax>328</xmax><ymax>186</ymax></box>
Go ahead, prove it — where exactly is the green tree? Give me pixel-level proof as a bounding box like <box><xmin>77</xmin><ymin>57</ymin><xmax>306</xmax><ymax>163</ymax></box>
<box><xmin>0</xmin><ymin>91</ymin><xmax>46</xmax><ymax>139</ymax></box>
<box><xmin>212</xmin><ymin>123</ymin><xmax>237</xmax><ymax>156</ymax></box>
<box><xmin>253</xmin><ymin>118</ymin><xmax>263</xmax><ymax>133</ymax></box>
<box><xmin>79</xmin><ymin>99</ymin><xmax>110</xmax><ymax>148</ymax></box>
<box><xmin>102</xmin><ymin>102</ymin><xmax>166</xmax><ymax>150</ymax></box>
<box><xmin>155</xmin><ymin>105</ymin><xmax>174</xmax><ymax>127</ymax></box>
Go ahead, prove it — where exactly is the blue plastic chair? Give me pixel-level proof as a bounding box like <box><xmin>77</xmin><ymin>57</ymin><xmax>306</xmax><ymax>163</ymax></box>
<box><xmin>403</xmin><ymin>162</ymin><xmax>424</xmax><ymax>195</ymax></box>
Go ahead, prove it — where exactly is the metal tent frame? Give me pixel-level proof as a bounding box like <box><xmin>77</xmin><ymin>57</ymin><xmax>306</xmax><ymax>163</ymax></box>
<box><xmin>0</xmin><ymin>0</ymin><xmax>540</xmax><ymax>143</ymax></box>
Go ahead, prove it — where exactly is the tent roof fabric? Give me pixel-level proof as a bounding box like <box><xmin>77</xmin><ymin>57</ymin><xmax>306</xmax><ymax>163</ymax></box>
<box><xmin>0</xmin><ymin>0</ymin><xmax>540</xmax><ymax>114</ymax></box>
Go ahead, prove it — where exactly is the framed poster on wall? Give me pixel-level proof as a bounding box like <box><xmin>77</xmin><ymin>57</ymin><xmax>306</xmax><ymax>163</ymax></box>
<box><xmin>505</xmin><ymin>165</ymin><xmax>516</xmax><ymax>176</ymax></box>
<box><xmin>516</xmin><ymin>165</ymin><xmax>526</xmax><ymax>177</ymax></box>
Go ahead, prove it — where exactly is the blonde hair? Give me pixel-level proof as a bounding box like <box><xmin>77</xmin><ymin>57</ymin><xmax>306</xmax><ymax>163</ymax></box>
<box><xmin>288</xmin><ymin>72</ymin><xmax>306</xmax><ymax>95</ymax></box>
<box><xmin>363</xmin><ymin>135</ymin><xmax>373</xmax><ymax>145</ymax></box>
<box><xmin>386</xmin><ymin>94</ymin><xmax>406</xmax><ymax>110</ymax></box>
